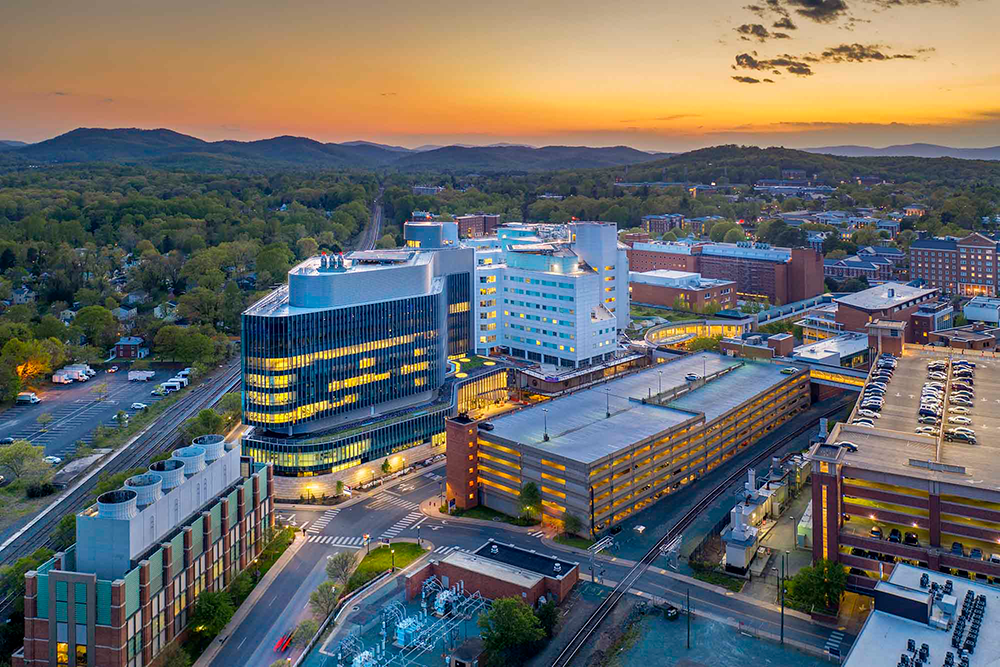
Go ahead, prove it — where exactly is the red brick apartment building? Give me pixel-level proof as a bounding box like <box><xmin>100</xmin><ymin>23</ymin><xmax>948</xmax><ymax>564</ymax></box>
<box><xmin>909</xmin><ymin>232</ymin><xmax>998</xmax><ymax>296</ymax></box>
<box><xmin>628</xmin><ymin>270</ymin><xmax>735</xmax><ymax>311</ymax></box>
<box><xmin>833</xmin><ymin>283</ymin><xmax>939</xmax><ymax>343</ymax></box>
<box><xmin>455</xmin><ymin>214</ymin><xmax>500</xmax><ymax>238</ymax></box>
<box><xmin>627</xmin><ymin>241</ymin><xmax>823</xmax><ymax>305</ymax></box>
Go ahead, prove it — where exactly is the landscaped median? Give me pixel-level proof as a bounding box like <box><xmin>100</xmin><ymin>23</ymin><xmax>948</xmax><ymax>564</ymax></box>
<box><xmin>344</xmin><ymin>542</ymin><xmax>426</xmax><ymax>595</ymax></box>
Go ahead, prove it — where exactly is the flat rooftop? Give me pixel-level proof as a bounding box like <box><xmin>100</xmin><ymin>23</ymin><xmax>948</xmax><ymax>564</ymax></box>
<box><xmin>485</xmin><ymin>353</ymin><xmax>797</xmax><ymax>465</ymax></box>
<box><xmin>441</xmin><ymin>550</ymin><xmax>543</xmax><ymax>589</ymax></box>
<box><xmin>791</xmin><ymin>333</ymin><xmax>869</xmax><ymax>362</ymax></box>
<box><xmin>845</xmin><ymin>563</ymin><xmax>1000</xmax><ymax>666</ymax></box>
<box><xmin>471</xmin><ymin>541</ymin><xmax>576</xmax><ymax>578</ymax></box>
<box><xmin>834</xmin><ymin>282</ymin><xmax>936</xmax><ymax>311</ymax></box>
<box><xmin>829</xmin><ymin>350</ymin><xmax>1000</xmax><ymax>489</ymax></box>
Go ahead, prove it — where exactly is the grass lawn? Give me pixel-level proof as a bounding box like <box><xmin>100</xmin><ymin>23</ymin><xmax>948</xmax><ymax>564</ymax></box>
<box><xmin>692</xmin><ymin>568</ymin><xmax>745</xmax><ymax>593</ymax></box>
<box><xmin>555</xmin><ymin>534</ymin><xmax>595</xmax><ymax>550</ymax></box>
<box><xmin>440</xmin><ymin>504</ymin><xmax>540</xmax><ymax>527</ymax></box>
<box><xmin>630</xmin><ymin>305</ymin><xmax>700</xmax><ymax>322</ymax></box>
<box><xmin>455</xmin><ymin>355</ymin><xmax>490</xmax><ymax>371</ymax></box>
<box><xmin>0</xmin><ymin>487</ymin><xmax>53</xmax><ymax>535</ymax></box>
<box><xmin>345</xmin><ymin>543</ymin><xmax>426</xmax><ymax>595</ymax></box>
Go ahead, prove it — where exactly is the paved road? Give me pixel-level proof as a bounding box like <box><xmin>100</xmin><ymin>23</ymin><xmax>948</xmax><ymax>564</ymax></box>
<box><xmin>357</xmin><ymin>188</ymin><xmax>384</xmax><ymax>251</ymax></box>
<box><xmin>0</xmin><ymin>370</ymin><xmax>174</xmax><ymax>457</ymax></box>
<box><xmin>216</xmin><ymin>460</ymin><xmax>855</xmax><ymax>667</ymax></box>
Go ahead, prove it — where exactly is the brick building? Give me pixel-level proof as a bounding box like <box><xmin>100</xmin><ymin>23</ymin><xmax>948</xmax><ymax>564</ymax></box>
<box><xmin>404</xmin><ymin>541</ymin><xmax>578</xmax><ymax>606</ymax></box>
<box><xmin>640</xmin><ymin>214</ymin><xmax>685</xmax><ymax>235</ymax></box>
<box><xmin>833</xmin><ymin>283</ymin><xmax>939</xmax><ymax>343</ymax></box>
<box><xmin>909</xmin><ymin>232</ymin><xmax>998</xmax><ymax>296</ymax></box>
<box><xmin>11</xmin><ymin>437</ymin><xmax>274</xmax><ymax>667</ymax></box>
<box><xmin>628</xmin><ymin>270</ymin><xmax>735</xmax><ymax>311</ymax></box>
<box><xmin>455</xmin><ymin>214</ymin><xmax>500</xmax><ymax>238</ymax></box>
<box><xmin>113</xmin><ymin>337</ymin><xmax>147</xmax><ymax>360</ymax></box>
<box><xmin>927</xmin><ymin>324</ymin><xmax>999</xmax><ymax>350</ymax></box>
<box><xmin>627</xmin><ymin>241</ymin><xmax>823</xmax><ymax>305</ymax></box>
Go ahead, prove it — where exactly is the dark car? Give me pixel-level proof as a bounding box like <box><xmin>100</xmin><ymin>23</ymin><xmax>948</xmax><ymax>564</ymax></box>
<box><xmin>609</xmin><ymin>525</ymin><xmax>623</xmax><ymax>535</ymax></box>
<box><xmin>888</xmin><ymin>528</ymin><xmax>902</xmax><ymax>543</ymax></box>
<box><xmin>952</xmin><ymin>542</ymin><xmax>965</xmax><ymax>557</ymax></box>
<box><xmin>663</xmin><ymin>605</ymin><xmax>680</xmax><ymax>620</ymax></box>
<box><xmin>849</xmin><ymin>568</ymin><xmax>870</xmax><ymax>577</ymax></box>
<box><xmin>870</xmin><ymin>525</ymin><xmax>883</xmax><ymax>540</ymax></box>
<box><xmin>851</xmin><ymin>548</ymin><xmax>867</xmax><ymax>557</ymax></box>
<box><xmin>904</xmin><ymin>532</ymin><xmax>919</xmax><ymax>546</ymax></box>
<box><xmin>0</xmin><ymin>437</ymin><xmax>14</xmax><ymax>445</ymax></box>
<box><xmin>970</xmin><ymin>548</ymin><xmax>984</xmax><ymax>561</ymax></box>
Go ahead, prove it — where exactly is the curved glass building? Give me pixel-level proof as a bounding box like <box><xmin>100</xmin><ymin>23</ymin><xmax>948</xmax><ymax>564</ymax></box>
<box><xmin>242</xmin><ymin>248</ymin><xmax>473</xmax><ymax>476</ymax></box>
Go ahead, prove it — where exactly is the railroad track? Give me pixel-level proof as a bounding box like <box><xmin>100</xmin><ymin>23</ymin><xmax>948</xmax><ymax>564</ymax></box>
<box><xmin>0</xmin><ymin>363</ymin><xmax>241</xmax><ymax>571</ymax></box>
<box><xmin>551</xmin><ymin>401</ymin><xmax>850</xmax><ymax>667</ymax></box>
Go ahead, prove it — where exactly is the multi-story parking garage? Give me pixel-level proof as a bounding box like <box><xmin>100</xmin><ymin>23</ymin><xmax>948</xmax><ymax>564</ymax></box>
<box><xmin>447</xmin><ymin>352</ymin><xmax>811</xmax><ymax>535</ymax></box>
<box><xmin>809</xmin><ymin>348</ymin><xmax>1000</xmax><ymax>590</ymax></box>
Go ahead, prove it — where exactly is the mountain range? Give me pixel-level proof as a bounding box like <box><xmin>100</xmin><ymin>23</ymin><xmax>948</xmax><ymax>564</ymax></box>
<box><xmin>805</xmin><ymin>143</ymin><xmax>1000</xmax><ymax>161</ymax></box>
<box><xmin>0</xmin><ymin>128</ymin><xmax>662</xmax><ymax>171</ymax></box>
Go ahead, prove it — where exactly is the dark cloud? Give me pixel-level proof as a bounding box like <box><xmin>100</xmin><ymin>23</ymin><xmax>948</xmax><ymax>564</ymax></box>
<box><xmin>735</xmin><ymin>23</ymin><xmax>773</xmax><ymax>41</ymax></box>
<box><xmin>734</xmin><ymin>52</ymin><xmax>815</xmax><ymax>76</ymax></box>
<box><xmin>819</xmin><ymin>42</ymin><xmax>921</xmax><ymax>62</ymax></box>
<box><xmin>786</xmin><ymin>0</ymin><xmax>849</xmax><ymax>23</ymax></box>
<box><xmin>732</xmin><ymin>76</ymin><xmax>764</xmax><ymax>83</ymax></box>
<box><xmin>773</xmin><ymin>17</ymin><xmax>798</xmax><ymax>29</ymax></box>
<box><xmin>774</xmin><ymin>32</ymin><xmax>792</xmax><ymax>38</ymax></box>
<box><xmin>763</xmin><ymin>78</ymin><xmax>776</xmax><ymax>82</ymax></box>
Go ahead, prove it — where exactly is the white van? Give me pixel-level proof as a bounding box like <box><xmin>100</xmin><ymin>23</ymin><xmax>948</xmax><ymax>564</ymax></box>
<box><xmin>16</xmin><ymin>392</ymin><xmax>41</xmax><ymax>405</ymax></box>
<box><xmin>162</xmin><ymin>380</ymin><xmax>182</xmax><ymax>393</ymax></box>
<box><xmin>170</xmin><ymin>376</ymin><xmax>189</xmax><ymax>388</ymax></box>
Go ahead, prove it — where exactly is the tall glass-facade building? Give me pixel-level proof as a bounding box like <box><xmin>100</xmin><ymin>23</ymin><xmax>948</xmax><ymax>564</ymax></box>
<box><xmin>241</xmin><ymin>248</ymin><xmax>473</xmax><ymax>476</ymax></box>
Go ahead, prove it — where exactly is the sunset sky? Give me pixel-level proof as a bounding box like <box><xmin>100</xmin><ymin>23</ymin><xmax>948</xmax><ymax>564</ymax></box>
<box><xmin>3</xmin><ymin>0</ymin><xmax>999</xmax><ymax>150</ymax></box>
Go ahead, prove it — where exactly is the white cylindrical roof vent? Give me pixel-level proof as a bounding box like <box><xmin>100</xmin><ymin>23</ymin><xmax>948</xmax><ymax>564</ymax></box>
<box><xmin>172</xmin><ymin>446</ymin><xmax>206</xmax><ymax>476</ymax></box>
<box><xmin>193</xmin><ymin>434</ymin><xmax>225</xmax><ymax>462</ymax></box>
<box><xmin>97</xmin><ymin>489</ymin><xmax>139</xmax><ymax>520</ymax></box>
<box><xmin>125</xmin><ymin>473</ymin><xmax>163</xmax><ymax>507</ymax></box>
<box><xmin>150</xmin><ymin>458</ymin><xmax>185</xmax><ymax>490</ymax></box>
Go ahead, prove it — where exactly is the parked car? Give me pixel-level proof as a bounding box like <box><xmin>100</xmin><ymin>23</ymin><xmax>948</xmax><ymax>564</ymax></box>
<box><xmin>685</xmin><ymin>373</ymin><xmax>699</xmax><ymax>382</ymax></box>
<box><xmin>130</xmin><ymin>402</ymin><xmax>148</xmax><ymax>410</ymax></box>
<box><xmin>944</xmin><ymin>430</ymin><xmax>977</xmax><ymax>444</ymax></box>
<box><xmin>952</xmin><ymin>542</ymin><xmax>965</xmax><ymax>556</ymax></box>
<box><xmin>918</xmin><ymin>416</ymin><xmax>940</xmax><ymax>425</ymax></box>
<box><xmin>915</xmin><ymin>426</ymin><xmax>938</xmax><ymax>435</ymax></box>
<box><xmin>948</xmin><ymin>416</ymin><xmax>972</xmax><ymax>425</ymax></box>
<box><xmin>780</xmin><ymin>367</ymin><xmax>798</xmax><ymax>375</ymax></box>
<box><xmin>858</xmin><ymin>409</ymin><xmax>880</xmax><ymax>419</ymax></box>
<box><xmin>889</xmin><ymin>528</ymin><xmax>902</xmax><ymax>543</ymax></box>
<box><xmin>904</xmin><ymin>532</ymin><xmax>919</xmax><ymax>546</ymax></box>
<box><xmin>970</xmin><ymin>548</ymin><xmax>984</xmax><ymax>561</ymax></box>
<box><xmin>949</xmin><ymin>406</ymin><xmax>971</xmax><ymax>415</ymax></box>
<box><xmin>870</xmin><ymin>525</ymin><xmax>883</xmax><ymax>539</ymax></box>
<box><xmin>0</xmin><ymin>437</ymin><xmax>14</xmax><ymax>445</ymax></box>
<box><xmin>43</xmin><ymin>456</ymin><xmax>62</xmax><ymax>465</ymax></box>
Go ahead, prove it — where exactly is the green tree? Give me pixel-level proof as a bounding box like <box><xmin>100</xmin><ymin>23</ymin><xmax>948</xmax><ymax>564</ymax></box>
<box><xmin>660</xmin><ymin>230</ymin><xmax>678</xmax><ymax>242</ymax></box>
<box><xmin>158</xmin><ymin>643</ymin><xmax>191</xmax><ymax>667</ymax></box>
<box><xmin>296</xmin><ymin>237</ymin><xmax>319</xmax><ymax>259</ymax></box>
<box><xmin>35</xmin><ymin>412</ymin><xmax>53</xmax><ymax>431</ymax></box>
<box><xmin>0</xmin><ymin>440</ymin><xmax>45</xmax><ymax>481</ymax></box>
<box><xmin>723</xmin><ymin>227</ymin><xmax>746</xmax><ymax>243</ymax></box>
<box><xmin>177</xmin><ymin>287</ymin><xmax>221</xmax><ymax>326</ymax></box>
<box><xmin>308</xmin><ymin>581</ymin><xmax>339</xmax><ymax>619</ymax></box>
<box><xmin>34</xmin><ymin>315</ymin><xmax>67</xmax><ymax>341</ymax></box>
<box><xmin>335</xmin><ymin>480</ymin><xmax>345</xmax><ymax>496</ymax></box>
<box><xmin>477</xmin><ymin>597</ymin><xmax>545</xmax><ymax>667</ymax></box>
<box><xmin>73</xmin><ymin>305</ymin><xmax>118</xmax><ymax>349</ymax></box>
<box><xmin>518</xmin><ymin>482</ymin><xmax>542</xmax><ymax>520</ymax></box>
<box><xmin>841</xmin><ymin>277</ymin><xmax>869</xmax><ymax>293</ymax></box>
<box><xmin>825</xmin><ymin>249</ymin><xmax>848</xmax><ymax>260</ymax></box>
<box><xmin>50</xmin><ymin>513</ymin><xmax>76</xmax><ymax>551</ymax></box>
<box><xmin>0</xmin><ymin>547</ymin><xmax>55</xmax><ymax>599</ymax></box>
<box><xmin>183</xmin><ymin>409</ymin><xmax>225</xmax><ymax>440</ymax></box>
<box><xmin>115</xmin><ymin>410</ymin><xmax>128</xmax><ymax>428</ymax></box>
<box><xmin>562</xmin><ymin>512</ymin><xmax>584</xmax><ymax>536</ymax></box>
<box><xmin>190</xmin><ymin>590</ymin><xmax>235</xmax><ymax>638</ymax></box>
<box><xmin>535</xmin><ymin>599</ymin><xmax>559</xmax><ymax>639</ymax></box>
<box><xmin>1</xmin><ymin>337</ymin><xmax>55</xmax><ymax>389</ymax></box>
<box><xmin>256</xmin><ymin>243</ymin><xmax>294</xmax><ymax>285</ymax></box>
<box><xmin>688</xmin><ymin>336</ymin><xmax>721</xmax><ymax>351</ymax></box>
<box><xmin>788</xmin><ymin>559</ymin><xmax>847</xmax><ymax>612</ymax></box>
<box><xmin>381</xmin><ymin>458</ymin><xmax>392</xmax><ymax>475</ymax></box>
<box><xmin>325</xmin><ymin>551</ymin><xmax>355</xmax><ymax>590</ymax></box>
<box><xmin>376</xmin><ymin>233</ymin><xmax>397</xmax><ymax>249</ymax></box>
<box><xmin>292</xmin><ymin>618</ymin><xmax>319</xmax><ymax>647</ymax></box>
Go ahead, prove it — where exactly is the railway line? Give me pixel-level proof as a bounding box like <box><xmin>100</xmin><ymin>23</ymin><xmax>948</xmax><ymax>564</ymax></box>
<box><xmin>0</xmin><ymin>362</ymin><xmax>241</xmax><ymax>616</ymax></box>
<box><xmin>551</xmin><ymin>401</ymin><xmax>849</xmax><ymax>666</ymax></box>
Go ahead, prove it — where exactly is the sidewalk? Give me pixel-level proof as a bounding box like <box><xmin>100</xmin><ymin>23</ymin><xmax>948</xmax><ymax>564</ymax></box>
<box><xmin>276</xmin><ymin>462</ymin><xmax>447</xmax><ymax>514</ymax></box>
<box><xmin>193</xmin><ymin>532</ymin><xmax>306</xmax><ymax>667</ymax></box>
<box><xmin>419</xmin><ymin>498</ymin><xmax>546</xmax><ymax>534</ymax></box>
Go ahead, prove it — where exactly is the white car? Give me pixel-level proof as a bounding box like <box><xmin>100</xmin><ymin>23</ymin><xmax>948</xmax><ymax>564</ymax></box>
<box><xmin>915</xmin><ymin>426</ymin><xmax>938</xmax><ymax>435</ymax></box>
<box><xmin>928</xmin><ymin>373</ymin><xmax>947</xmax><ymax>380</ymax></box>
<box><xmin>949</xmin><ymin>406</ymin><xmax>971</xmax><ymax>415</ymax></box>
<box><xmin>130</xmin><ymin>402</ymin><xmax>148</xmax><ymax>410</ymax></box>
<box><xmin>685</xmin><ymin>373</ymin><xmax>700</xmax><ymax>382</ymax></box>
<box><xmin>948</xmin><ymin>416</ymin><xmax>972</xmax><ymax>425</ymax></box>
<box><xmin>43</xmin><ymin>456</ymin><xmax>62</xmax><ymax>465</ymax></box>
<box><xmin>858</xmin><ymin>409</ymin><xmax>880</xmax><ymax>419</ymax></box>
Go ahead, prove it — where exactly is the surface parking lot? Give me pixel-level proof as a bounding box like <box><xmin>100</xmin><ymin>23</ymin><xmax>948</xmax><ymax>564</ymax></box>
<box><xmin>0</xmin><ymin>369</ymin><xmax>175</xmax><ymax>457</ymax></box>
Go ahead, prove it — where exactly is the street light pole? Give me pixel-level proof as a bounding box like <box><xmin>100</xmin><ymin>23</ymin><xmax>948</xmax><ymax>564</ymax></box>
<box><xmin>364</xmin><ymin>533</ymin><xmax>370</xmax><ymax>555</ymax></box>
<box><xmin>417</xmin><ymin>525</ymin><xmax>421</xmax><ymax>545</ymax></box>
<box><xmin>780</xmin><ymin>552</ymin><xmax>785</xmax><ymax>645</ymax></box>
<box><xmin>606</xmin><ymin>388</ymin><xmax>610</xmax><ymax>418</ymax></box>
<box><xmin>686</xmin><ymin>588</ymin><xmax>691</xmax><ymax>650</ymax></box>
<box><xmin>391</xmin><ymin>548</ymin><xmax>395</xmax><ymax>572</ymax></box>
<box><xmin>542</xmin><ymin>408</ymin><xmax>549</xmax><ymax>441</ymax></box>
<box><xmin>658</xmin><ymin>370</ymin><xmax>662</xmax><ymax>395</ymax></box>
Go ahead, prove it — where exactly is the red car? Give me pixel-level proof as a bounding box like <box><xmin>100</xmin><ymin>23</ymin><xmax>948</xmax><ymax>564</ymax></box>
<box><xmin>274</xmin><ymin>629</ymin><xmax>293</xmax><ymax>652</ymax></box>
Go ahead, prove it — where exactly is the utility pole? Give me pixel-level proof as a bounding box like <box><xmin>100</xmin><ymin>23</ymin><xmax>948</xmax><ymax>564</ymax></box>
<box><xmin>780</xmin><ymin>551</ymin><xmax>786</xmax><ymax>645</ymax></box>
<box><xmin>687</xmin><ymin>588</ymin><xmax>691</xmax><ymax>649</ymax></box>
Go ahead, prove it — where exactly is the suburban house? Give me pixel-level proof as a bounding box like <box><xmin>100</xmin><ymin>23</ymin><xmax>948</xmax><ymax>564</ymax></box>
<box><xmin>111</xmin><ymin>305</ymin><xmax>137</xmax><ymax>321</ymax></box>
<box><xmin>12</xmin><ymin>286</ymin><xmax>36</xmax><ymax>305</ymax></box>
<box><xmin>153</xmin><ymin>301</ymin><xmax>179</xmax><ymax>321</ymax></box>
<box><xmin>124</xmin><ymin>290</ymin><xmax>150</xmax><ymax>306</ymax></box>
<box><xmin>113</xmin><ymin>336</ymin><xmax>148</xmax><ymax>359</ymax></box>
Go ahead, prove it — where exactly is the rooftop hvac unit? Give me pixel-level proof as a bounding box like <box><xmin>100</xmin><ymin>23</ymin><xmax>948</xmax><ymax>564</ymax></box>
<box><xmin>172</xmin><ymin>445</ymin><xmax>206</xmax><ymax>476</ymax></box>
<box><xmin>149</xmin><ymin>458</ymin><xmax>186</xmax><ymax>490</ymax></box>
<box><xmin>125</xmin><ymin>473</ymin><xmax>163</xmax><ymax>507</ymax></box>
<box><xmin>192</xmin><ymin>434</ymin><xmax>225</xmax><ymax>462</ymax></box>
<box><xmin>97</xmin><ymin>489</ymin><xmax>139</xmax><ymax>520</ymax></box>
